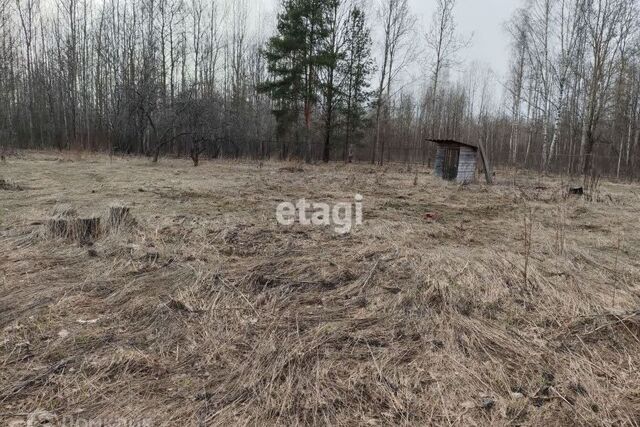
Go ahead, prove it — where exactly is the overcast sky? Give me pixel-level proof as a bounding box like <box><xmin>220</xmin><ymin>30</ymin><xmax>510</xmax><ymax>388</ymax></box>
<box><xmin>411</xmin><ymin>0</ymin><xmax>519</xmax><ymax>79</ymax></box>
<box><xmin>259</xmin><ymin>0</ymin><xmax>521</xmax><ymax>98</ymax></box>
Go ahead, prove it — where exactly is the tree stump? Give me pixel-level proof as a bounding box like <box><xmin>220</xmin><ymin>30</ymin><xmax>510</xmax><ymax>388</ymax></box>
<box><xmin>47</xmin><ymin>218</ymin><xmax>72</xmax><ymax>239</ymax></box>
<box><xmin>569</xmin><ymin>187</ymin><xmax>584</xmax><ymax>196</ymax></box>
<box><xmin>47</xmin><ymin>204</ymin><xmax>78</xmax><ymax>239</ymax></box>
<box><xmin>108</xmin><ymin>205</ymin><xmax>132</xmax><ymax>230</ymax></box>
<box><xmin>75</xmin><ymin>217</ymin><xmax>101</xmax><ymax>242</ymax></box>
<box><xmin>47</xmin><ymin>217</ymin><xmax>100</xmax><ymax>242</ymax></box>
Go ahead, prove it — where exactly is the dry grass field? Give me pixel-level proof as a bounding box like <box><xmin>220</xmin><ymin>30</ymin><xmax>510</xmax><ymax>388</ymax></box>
<box><xmin>1</xmin><ymin>152</ymin><xmax>639</xmax><ymax>426</ymax></box>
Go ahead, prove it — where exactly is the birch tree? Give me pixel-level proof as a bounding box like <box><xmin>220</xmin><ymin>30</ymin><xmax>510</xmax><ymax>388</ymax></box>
<box><xmin>580</xmin><ymin>0</ymin><xmax>636</xmax><ymax>177</ymax></box>
<box><xmin>425</xmin><ymin>0</ymin><xmax>468</xmax><ymax>139</ymax></box>
<box><xmin>506</xmin><ymin>8</ymin><xmax>529</xmax><ymax>164</ymax></box>
<box><xmin>372</xmin><ymin>0</ymin><xmax>414</xmax><ymax>165</ymax></box>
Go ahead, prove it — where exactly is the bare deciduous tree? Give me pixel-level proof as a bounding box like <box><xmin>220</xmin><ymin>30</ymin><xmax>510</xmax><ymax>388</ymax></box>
<box><xmin>424</xmin><ymin>0</ymin><xmax>469</xmax><ymax>139</ymax></box>
<box><xmin>372</xmin><ymin>0</ymin><xmax>414</xmax><ymax>165</ymax></box>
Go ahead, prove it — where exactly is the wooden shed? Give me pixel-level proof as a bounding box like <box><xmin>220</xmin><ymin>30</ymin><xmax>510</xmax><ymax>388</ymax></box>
<box><xmin>429</xmin><ymin>139</ymin><xmax>479</xmax><ymax>183</ymax></box>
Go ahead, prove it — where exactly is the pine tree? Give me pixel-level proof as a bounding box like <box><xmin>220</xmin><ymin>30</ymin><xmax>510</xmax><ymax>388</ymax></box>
<box><xmin>339</xmin><ymin>6</ymin><xmax>374</xmax><ymax>162</ymax></box>
<box><xmin>319</xmin><ymin>0</ymin><xmax>342</xmax><ymax>163</ymax></box>
<box><xmin>260</xmin><ymin>0</ymin><xmax>332</xmax><ymax>160</ymax></box>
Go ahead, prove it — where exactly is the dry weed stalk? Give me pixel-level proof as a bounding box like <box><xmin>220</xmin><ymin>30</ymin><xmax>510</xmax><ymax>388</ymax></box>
<box><xmin>584</xmin><ymin>170</ymin><xmax>602</xmax><ymax>202</ymax></box>
<box><xmin>554</xmin><ymin>204</ymin><xmax>566</xmax><ymax>256</ymax></box>
<box><xmin>614</xmin><ymin>229</ymin><xmax>622</xmax><ymax>303</ymax></box>
<box><xmin>523</xmin><ymin>207</ymin><xmax>533</xmax><ymax>286</ymax></box>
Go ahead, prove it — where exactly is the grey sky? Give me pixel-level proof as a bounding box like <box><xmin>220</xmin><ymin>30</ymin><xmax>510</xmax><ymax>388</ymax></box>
<box><xmin>412</xmin><ymin>0</ymin><xmax>520</xmax><ymax>82</ymax></box>
<box><xmin>259</xmin><ymin>0</ymin><xmax>520</xmax><ymax>97</ymax></box>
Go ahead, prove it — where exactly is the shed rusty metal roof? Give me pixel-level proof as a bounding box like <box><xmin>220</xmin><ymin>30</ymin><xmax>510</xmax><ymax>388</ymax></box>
<box><xmin>426</xmin><ymin>139</ymin><xmax>479</xmax><ymax>150</ymax></box>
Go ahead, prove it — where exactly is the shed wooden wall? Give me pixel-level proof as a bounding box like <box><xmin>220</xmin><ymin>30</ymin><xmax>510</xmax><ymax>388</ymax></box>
<box><xmin>456</xmin><ymin>146</ymin><xmax>477</xmax><ymax>183</ymax></box>
<box><xmin>434</xmin><ymin>148</ymin><xmax>445</xmax><ymax>179</ymax></box>
<box><xmin>433</xmin><ymin>143</ymin><xmax>478</xmax><ymax>183</ymax></box>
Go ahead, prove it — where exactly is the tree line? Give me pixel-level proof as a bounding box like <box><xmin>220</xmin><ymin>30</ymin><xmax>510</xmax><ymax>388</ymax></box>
<box><xmin>505</xmin><ymin>0</ymin><xmax>640</xmax><ymax>179</ymax></box>
<box><xmin>0</xmin><ymin>0</ymin><xmax>639</xmax><ymax>179</ymax></box>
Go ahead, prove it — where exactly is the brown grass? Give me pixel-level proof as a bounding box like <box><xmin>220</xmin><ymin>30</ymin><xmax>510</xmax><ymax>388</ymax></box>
<box><xmin>1</xmin><ymin>152</ymin><xmax>639</xmax><ymax>426</ymax></box>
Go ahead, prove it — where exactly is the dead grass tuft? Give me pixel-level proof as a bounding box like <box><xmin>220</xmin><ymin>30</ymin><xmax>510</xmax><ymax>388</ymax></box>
<box><xmin>0</xmin><ymin>178</ymin><xmax>24</xmax><ymax>191</ymax></box>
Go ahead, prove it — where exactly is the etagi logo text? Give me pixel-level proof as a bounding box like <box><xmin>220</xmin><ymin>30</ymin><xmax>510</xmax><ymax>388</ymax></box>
<box><xmin>276</xmin><ymin>194</ymin><xmax>363</xmax><ymax>234</ymax></box>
